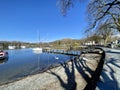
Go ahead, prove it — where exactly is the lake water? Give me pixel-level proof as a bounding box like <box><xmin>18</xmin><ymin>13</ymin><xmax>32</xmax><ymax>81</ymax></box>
<box><xmin>0</xmin><ymin>48</ymin><xmax>74</xmax><ymax>85</ymax></box>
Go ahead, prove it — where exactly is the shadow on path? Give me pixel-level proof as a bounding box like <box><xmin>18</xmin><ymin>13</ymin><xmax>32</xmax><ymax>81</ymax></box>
<box><xmin>106</xmin><ymin>50</ymin><xmax>120</xmax><ymax>54</ymax></box>
<box><xmin>96</xmin><ymin>57</ymin><xmax>120</xmax><ymax>90</ymax></box>
<box><xmin>48</xmin><ymin>60</ymin><xmax>77</xmax><ymax>90</ymax></box>
<box><xmin>84</xmin><ymin>51</ymin><xmax>105</xmax><ymax>90</ymax></box>
<box><xmin>48</xmin><ymin>50</ymin><xmax>105</xmax><ymax>90</ymax></box>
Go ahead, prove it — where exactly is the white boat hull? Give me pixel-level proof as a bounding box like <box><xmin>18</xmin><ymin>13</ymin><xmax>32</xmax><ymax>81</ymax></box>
<box><xmin>0</xmin><ymin>51</ymin><xmax>8</xmax><ymax>59</ymax></box>
<box><xmin>32</xmin><ymin>48</ymin><xmax>43</xmax><ymax>54</ymax></box>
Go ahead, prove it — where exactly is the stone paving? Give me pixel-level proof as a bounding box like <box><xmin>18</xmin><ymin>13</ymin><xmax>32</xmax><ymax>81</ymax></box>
<box><xmin>96</xmin><ymin>48</ymin><xmax>120</xmax><ymax>90</ymax></box>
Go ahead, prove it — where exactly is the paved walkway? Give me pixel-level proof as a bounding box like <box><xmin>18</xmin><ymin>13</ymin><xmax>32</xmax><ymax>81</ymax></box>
<box><xmin>96</xmin><ymin>48</ymin><xmax>120</xmax><ymax>90</ymax></box>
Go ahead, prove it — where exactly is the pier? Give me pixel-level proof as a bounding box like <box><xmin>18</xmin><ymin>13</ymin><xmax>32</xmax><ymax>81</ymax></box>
<box><xmin>44</xmin><ymin>49</ymin><xmax>81</xmax><ymax>56</ymax></box>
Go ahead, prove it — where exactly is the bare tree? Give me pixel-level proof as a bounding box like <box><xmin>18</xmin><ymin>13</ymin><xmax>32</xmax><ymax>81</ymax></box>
<box><xmin>57</xmin><ymin>0</ymin><xmax>86</xmax><ymax>15</ymax></box>
<box><xmin>95</xmin><ymin>21</ymin><xmax>115</xmax><ymax>45</ymax></box>
<box><xmin>57</xmin><ymin>0</ymin><xmax>120</xmax><ymax>33</ymax></box>
<box><xmin>57</xmin><ymin>0</ymin><xmax>75</xmax><ymax>16</ymax></box>
<box><xmin>87</xmin><ymin>0</ymin><xmax>120</xmax><ymax>32</ymax></box>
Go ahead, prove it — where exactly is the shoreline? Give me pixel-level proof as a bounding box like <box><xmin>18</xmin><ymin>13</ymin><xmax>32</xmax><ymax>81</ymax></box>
<box><xmin>0</xmin><ymin>48</ymin><xmax>104</xmax><ymax>90</ymax></box>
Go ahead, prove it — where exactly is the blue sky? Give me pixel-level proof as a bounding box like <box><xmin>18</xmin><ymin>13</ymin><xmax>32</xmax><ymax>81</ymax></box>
<box><xmin>0</xmin><ymin>0</ymin><xmax>89</xmax><ymax>42</ymax></box>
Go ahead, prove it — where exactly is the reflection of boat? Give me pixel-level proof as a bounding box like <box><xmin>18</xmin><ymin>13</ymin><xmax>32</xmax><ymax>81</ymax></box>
<box><xmin>0</xmin><ymin>58</ymin><xmax>8</xmax><ymax>64</ymax></box>
<box><xmin>0</xmin><ymin>50</ymin><xmax>8</xmax><ymax>59</ymax></box>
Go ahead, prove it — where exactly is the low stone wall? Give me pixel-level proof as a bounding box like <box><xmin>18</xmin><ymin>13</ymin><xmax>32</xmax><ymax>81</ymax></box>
<box><xmin>0</xmin><ymin>49</ymin><xmax>104</xmax><ymax>90</ymax></box>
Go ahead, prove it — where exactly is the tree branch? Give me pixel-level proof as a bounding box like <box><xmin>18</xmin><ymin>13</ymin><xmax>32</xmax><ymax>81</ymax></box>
<box><xmin>90</xmin><ymin>0</ymin><xmax>120</xmax><ymax>29</ymax></box>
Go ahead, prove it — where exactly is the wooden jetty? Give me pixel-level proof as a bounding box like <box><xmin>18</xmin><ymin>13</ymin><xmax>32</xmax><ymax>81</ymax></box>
<box><xmin>44</xmin><ymin>49</ymin><xmax>81</xmax><ymax>56</ymax></box>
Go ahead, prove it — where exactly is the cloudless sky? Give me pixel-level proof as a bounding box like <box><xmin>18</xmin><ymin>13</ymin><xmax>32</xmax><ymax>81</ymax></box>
<box><xmin>0</xmin><ymin>0</ymin><xmax>89</xmax><ymax>42</ymax></box>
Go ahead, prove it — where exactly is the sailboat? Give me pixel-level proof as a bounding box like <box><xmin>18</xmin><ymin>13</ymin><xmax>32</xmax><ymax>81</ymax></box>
<box><xmin>32</xmin><ymin>47</ymin><xmax>43</xmax><ymax>53</ymax></box>
<box><xmin>32</xmin><ymin>30</ymin><xmax>43</xmax><ymax>53</ymax></box>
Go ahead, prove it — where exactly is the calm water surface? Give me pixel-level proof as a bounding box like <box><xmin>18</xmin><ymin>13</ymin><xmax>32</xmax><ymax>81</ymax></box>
<box><xmin>0</xmin><ymin>48</ymin><xmax>73</xmax><ymax>85</ymax></box>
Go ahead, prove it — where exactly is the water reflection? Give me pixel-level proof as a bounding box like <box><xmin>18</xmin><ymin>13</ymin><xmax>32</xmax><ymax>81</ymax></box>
<box><xmin>32</xmin><ymin>50</ymin><xmax>42</xmax><ymax>54</ymax></box>
<box><xmin>0</xmin><ymin>49</ymin><xmax>72</xmax><ymax>85</ymax></box>
<box><xmin>0</xmin><ymin>58</ymin><xmax>8</xmax><ymax>64</ymax></box>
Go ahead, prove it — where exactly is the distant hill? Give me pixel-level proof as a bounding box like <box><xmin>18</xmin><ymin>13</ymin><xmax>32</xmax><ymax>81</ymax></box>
<box><xmin>49</xmin><ymin>38</ymin><xmax>80</xmax><ymax>45</ymax></box>
<box><xmin>48</xmin><ymin>38</ymin><xmax>82</xmax><ymax>49</ymax></box>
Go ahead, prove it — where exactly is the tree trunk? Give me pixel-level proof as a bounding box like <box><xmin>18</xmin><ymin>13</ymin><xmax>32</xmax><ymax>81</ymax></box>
<box><xmin>104</xmin><ymin>37</ymin><xmax>109</xmax><ymax>46</ymax></box>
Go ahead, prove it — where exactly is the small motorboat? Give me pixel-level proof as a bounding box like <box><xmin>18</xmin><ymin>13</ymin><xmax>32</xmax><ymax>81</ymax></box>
<box><xmin>0</xmin><ymin>50</ymin><xmax>8</xmax><ymax>59</ymax></box>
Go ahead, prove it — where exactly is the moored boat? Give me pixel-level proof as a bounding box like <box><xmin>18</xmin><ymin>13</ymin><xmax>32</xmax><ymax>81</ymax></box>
<box><xmin>32</xmin><ymin>30</ymin><xmax>43</xmax><ymax>53</ymax></box>
<box><xmin>32</xmin><ymin>47</ymin><xmax>43</xmax><ymax>53</ymax></box>
<box><xmin>0</xmin><ymin>50</ymin><xmax>8</xmax><ymax>59</ymax></box>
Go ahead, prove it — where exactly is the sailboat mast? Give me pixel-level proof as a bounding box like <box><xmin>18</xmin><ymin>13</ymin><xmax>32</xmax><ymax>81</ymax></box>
<box><xmin>37</xmin><ymin>30</ymin><xmax>40</xmax><ymax>47</ymax></box>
